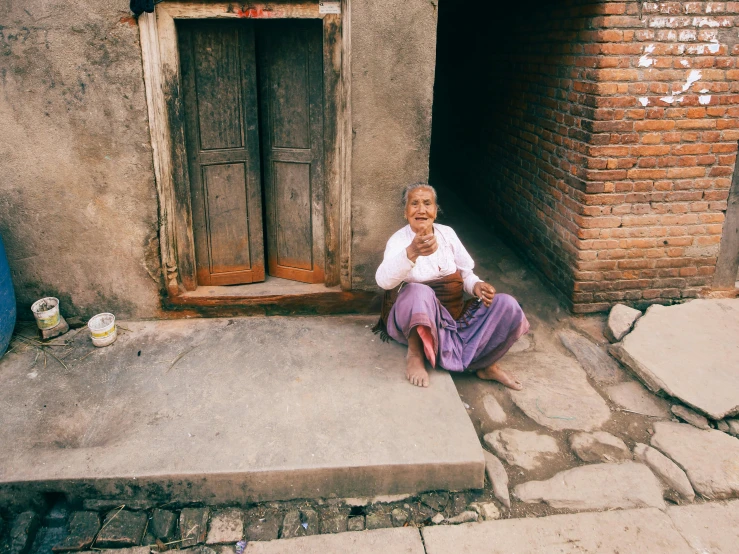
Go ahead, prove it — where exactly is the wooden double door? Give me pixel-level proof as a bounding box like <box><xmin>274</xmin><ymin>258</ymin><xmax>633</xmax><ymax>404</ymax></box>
<box><xmin>178</xmin><ymin>19</ymin><xmax>325</xmax><ymax>286</ymax></box>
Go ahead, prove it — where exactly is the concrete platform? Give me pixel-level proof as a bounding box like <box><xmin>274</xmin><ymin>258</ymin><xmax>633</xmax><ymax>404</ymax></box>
<box><xmin>0</xmin><ymin>316</ymin><xmax>484</xmax><ymax>505</ymax></box>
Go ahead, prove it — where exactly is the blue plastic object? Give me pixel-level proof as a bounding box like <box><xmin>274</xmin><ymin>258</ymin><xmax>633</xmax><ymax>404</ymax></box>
<box><xmin>0</xmin><ymin>234</ymin><xmax>16</xmax><ymax>358</ymax></box>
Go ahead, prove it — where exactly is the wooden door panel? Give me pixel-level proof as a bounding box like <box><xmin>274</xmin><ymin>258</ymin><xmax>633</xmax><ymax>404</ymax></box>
<box><xmin>274</xmin><ymin>161</ymin><xmax>312</xmax><ymax>271</ymax></box>
<box><xmin>202</xmin><ymin>163</ymin><xmax>251</xmax><ymax>275</ymax></box>
<box><xmin>192</xmin><ymin>29</ymin><xmax>244</xmax><ymax>151</ymax></box>
<box><xmin>179</xmin><ymin>20</ymin><xmax>265</xmax><ymax>286</ymax></box>
<box><xmin>269</xmin><ymin>36</ymin><xmax>311</xmax><ymax>149</ymax></box>
<box><xmin>258</xmin><ymin>20</ymin><xmax>325</xmax><ymax>284</ymax></box>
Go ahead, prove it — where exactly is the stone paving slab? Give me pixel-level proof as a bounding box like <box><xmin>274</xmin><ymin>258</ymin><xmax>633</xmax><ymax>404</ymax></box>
<box><xmin>0</xmin><ymin>317</ymin><xmax>483</xmax><ymax>504</ymax></box>
<box><xmin>651</xmin><ymin>422</ymin><xmax>739</xmax><ymax>500</ymax></box>
<box><xmin>513</xmin><ymin>462</ymin><xmax>665</xmax><ymax>512</ymax></box>
<box><xmin>422</xmin><ymin>508</ymin><xmax>693</xmax><ymax>553</ymax></box>
<box><xmin>244</xmin><ymin>527</ymin><xmax>424</xmax><ymax>554</ymax></box>
<box><xmin>501</xmin><ymin>352</ymin><xmax>612</xmax><ymax>431</ymax></box>
<box><xmin>667</xmin><ymin>500</ymin><xmax>739</xmax><ymax>554</ymax></box>
<box><xmin>611</xmin><ymin>299</ymin><xmax>739</xmax><ymax>420</ymax></box>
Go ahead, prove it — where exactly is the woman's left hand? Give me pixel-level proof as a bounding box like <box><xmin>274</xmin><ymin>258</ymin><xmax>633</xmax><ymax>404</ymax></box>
<box><xmin>473</xmin><ymin>281</ymin><xmax>496</xmax><ymax>307</ymax></box>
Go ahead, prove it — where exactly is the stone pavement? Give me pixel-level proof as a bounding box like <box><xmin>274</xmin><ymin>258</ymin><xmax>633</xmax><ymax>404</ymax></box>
<box><xmin>611</xmin><ymin>299</ymin><xmax>739</xmax><ymax>420</ymax></box>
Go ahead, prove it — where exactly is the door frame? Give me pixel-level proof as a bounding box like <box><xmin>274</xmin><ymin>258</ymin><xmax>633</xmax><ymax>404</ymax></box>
<box><xmin>138</xmin><ymin>1</ymin><xmax>352</xmax><ymax>298</ymax></box>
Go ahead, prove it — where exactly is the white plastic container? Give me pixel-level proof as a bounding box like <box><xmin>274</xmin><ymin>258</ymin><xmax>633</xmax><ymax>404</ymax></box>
<box><xmin>88</xmin><ymin>313</ymin><xmax>117</xmax><ymax>347</ymax></box>
<box><xmin>31</xmin><ymin>297</ymin><xmax>61</xmax><ymax>330</ymax></box>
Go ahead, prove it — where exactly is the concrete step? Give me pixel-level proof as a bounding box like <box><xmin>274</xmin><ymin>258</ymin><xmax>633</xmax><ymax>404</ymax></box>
<box><xmin>0</xmin><ymin>316</ymin><xmax>484</xmax><ymax>507</ymax></box>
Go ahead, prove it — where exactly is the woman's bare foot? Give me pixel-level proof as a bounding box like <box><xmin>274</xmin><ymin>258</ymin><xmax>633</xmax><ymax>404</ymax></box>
<box><xmin>476</xmin><ymin>363</ymin><xmax>522</xmax><ymax>390</ymax></box>
<box><xmin>407</xmin><ymin>353</ymin><xmax>430</xmax><ymax>387</ymax></box>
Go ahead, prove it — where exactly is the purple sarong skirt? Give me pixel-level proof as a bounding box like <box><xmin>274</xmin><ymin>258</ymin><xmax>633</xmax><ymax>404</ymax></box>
<box><xmin>386</xmin><ymin>283</ymin><xmax>530</xmax><ymax>372</ymax></box>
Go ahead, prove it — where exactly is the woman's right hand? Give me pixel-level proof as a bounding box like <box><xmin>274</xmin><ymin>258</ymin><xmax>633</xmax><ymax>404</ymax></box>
<box><xmin>406</xmin><ymin>227</ymin><xmax>438</xmax><ymax>262</ymax></box>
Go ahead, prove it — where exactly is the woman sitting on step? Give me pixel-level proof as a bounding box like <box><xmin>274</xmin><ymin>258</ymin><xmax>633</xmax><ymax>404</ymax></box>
<box><xmin>374</xmin><ymin>183</ymin><xmax>529</xmax><ymax>389</ymax></box>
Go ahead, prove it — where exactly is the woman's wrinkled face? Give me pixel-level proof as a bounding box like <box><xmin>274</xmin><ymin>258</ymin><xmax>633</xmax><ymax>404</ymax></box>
<box><xmin>405</xmin><ymin>187</ymin><xmax>438</xmax><ymax>234</ymax></box>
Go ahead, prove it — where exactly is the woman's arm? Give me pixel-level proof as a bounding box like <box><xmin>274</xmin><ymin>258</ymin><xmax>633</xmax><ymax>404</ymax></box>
<box><xmin>375</xmin><ymin>232</ymin><xmax>415</xmax><ymax>290</ymax></box>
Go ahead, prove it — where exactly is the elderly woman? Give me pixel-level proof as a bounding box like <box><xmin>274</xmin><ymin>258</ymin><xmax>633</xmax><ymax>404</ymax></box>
<box><xmin>375</xmin><ymin>183</ymin><xmax>529</xmax><ymax>389</ymax></box>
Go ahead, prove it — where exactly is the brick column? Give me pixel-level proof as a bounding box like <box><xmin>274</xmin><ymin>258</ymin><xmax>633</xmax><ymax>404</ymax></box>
<box><xmin>573</xmin><ymin>1</ymin><xmax>739</xmax><ymax>312</ymax></box>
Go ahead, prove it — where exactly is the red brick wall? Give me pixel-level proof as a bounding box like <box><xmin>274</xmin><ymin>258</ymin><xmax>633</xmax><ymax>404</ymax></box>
<box><xmin>572</xmin><ymin>1</ymin><xmax>739</xmax><ymax>311</ymax></box>
<box><xmin>431</xmin><ymin>0</ymin><xmax>739</xmax><ymax>312</ymax></box>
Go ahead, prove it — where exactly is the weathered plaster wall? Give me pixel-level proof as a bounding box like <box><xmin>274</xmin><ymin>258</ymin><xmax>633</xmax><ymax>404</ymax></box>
<box><xmin>349</xmin><ymin>0</ymin><xmax>439</xmax><ymax>289</ymax></box>
<box><xmin>0</xmin><ymin>0</ymin><xmax>162</xmax><ymax>319</ymax></box>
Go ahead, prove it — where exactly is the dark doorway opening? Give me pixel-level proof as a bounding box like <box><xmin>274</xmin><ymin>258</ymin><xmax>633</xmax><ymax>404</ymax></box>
<box><xmin>429</xmin><ymin>0</ymin><xmax>591</xmax><ymax>301</ymax></box>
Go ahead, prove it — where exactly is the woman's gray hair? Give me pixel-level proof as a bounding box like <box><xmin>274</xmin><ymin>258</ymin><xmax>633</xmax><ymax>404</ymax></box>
<box><xmin>401</xmin><ymin>182</ymin><xmax>440</xmax><ymax>210</ymax></box>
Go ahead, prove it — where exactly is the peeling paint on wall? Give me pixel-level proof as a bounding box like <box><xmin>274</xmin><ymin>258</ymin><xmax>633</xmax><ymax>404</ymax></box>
<box><xmin>638</xmin><ymin>44</ymin><xmax>656</xmax><ymax>67</ymax></box>
<box><xmin>699</xmin><ymin>95</ymin><xmax>712</xmax><ymax>105</ymax></box>
<box><xmin>638</xmin><ymin>97</ymin><xmax>649</xmax><ymax>107</ymax></box>
<box><xmin>681</xmin><ymin>69</ymin><xmax>702</xmax><ymax>92</ymax></box>
<box><xmin>660</xmin><ymin>95</ymin><xmax>684</xmax><ymax>104</ymax></box>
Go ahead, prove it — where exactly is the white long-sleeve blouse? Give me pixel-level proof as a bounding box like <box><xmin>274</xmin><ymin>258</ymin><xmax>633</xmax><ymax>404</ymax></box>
<box><xmin>375</xmin><ymin>223</ymin><xmax>482</xmax><ymax>295</ymax></box>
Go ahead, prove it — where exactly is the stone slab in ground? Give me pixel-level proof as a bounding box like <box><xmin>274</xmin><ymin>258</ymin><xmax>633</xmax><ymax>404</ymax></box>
<box><xmin>605</xmin><ymin>304</ymin><xmax>642</xmax><ymax>343</ymax></box>
<box><xmin>483</xmin><ymin>429</ymin><xmax>559</xmax><ymax>470</ymax></box>
<box><xmin>483</xmin><ymin>451</ymin><xmax>510</xmax><ymax>509</ymax></box>
<box><xmin>482</xmin><ymin>395</ymin><xmax>506</xmax><ymax>424</ymax></box>
<box><xmin>30</xmin><ymin>526</ymin><xmax>67</xmax><ymax>554</ymax></box>
<box><xmin>634</xmin><ymin>443</ymin><xmax>695</xmax><ymax>503</ymax></box>
<box><xmin>568</xmin><ymin>431</ymin><xmax>630</xmax><ymax>463</ymax></box>
<box><xmin>95</xmin><ymin>510</ymin><xmax>146</xmax><ymax>548</ymax></box>
<box><xmin>422</xmin><ymin>508</ymin><xmax>693</xmax><ymax>553</ymax></box>
<box><xmin>0</xmin><ymin>317</ymin><xmax>483</xmax><ymax>504</ymax></box>
<box><xmin>244</xmin><ymin>528</ymin><xmax>424</xmax><ymax>554</ymax></box>
<box><xmin>605</xmin><ymin>381</ymin><xmax>671</xmax><ymax>418</ymax></box>
<box><xmin>7</xmin><ymin>512</ymin><xmax>39</xmax><ymax>554</ymax></box>
<box><xmin>206</xmin><ymin>509</ymin><xmax>244</xmax><ymax>545</ymax></box>
<box><xmin>610</xmin><ymin>299</ymin><xmax>739</xmax><ymax>420</ymax></box>
<box><xmin>671</xmin><ymin>404</ymin><xmax>710</xmax><ymax>429</ymax></box>
<box><xmin>559</xmin><ymin>330</ymin><xmax>627</xmax><ymax>385</ymax></box>
<box><xmin>180</xmin><ymin>508</ymin><xmax>209</xmax><ymax>548</ymax></box>
<box><xmin>499</xmin><ymin>352</ymin><xmax>611</xmax><ymax>431</ymax></box>
<box><xmin>513</xmin><ymin>462</ymin><xmax>665</xmax><ymax>511</ymax></box>
<box><xmin>651</xmin><ymin>421</ymin><xmax>739</xmax><ymax>500</ymax></box>
<box><xmin>150</xmin><ymin>509</ymin><xmax>177</xmax><ymax>542</ymax></box>
<box><xmin>667</xmin><ymin>500</ymin><xmax>739</xmax><ymax>554</ymax></box>
<box><xmin>52</xmin><ymin>512</ymin><xmax>99</xmax><ymax>552</ymax></box>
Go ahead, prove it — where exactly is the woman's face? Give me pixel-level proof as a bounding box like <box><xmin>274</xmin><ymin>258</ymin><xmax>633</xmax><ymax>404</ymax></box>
<box><xmin>405</xmin><ymin>187</ymin><xmax>438</xmax><ymax>234</ymax></box>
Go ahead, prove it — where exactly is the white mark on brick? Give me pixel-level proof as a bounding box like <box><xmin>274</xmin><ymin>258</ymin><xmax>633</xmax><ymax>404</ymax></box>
<box><xmin>639</xmin><ymin>44</ymin><xmax>656</xmax><ymax>67</ymax></box>
<box><xmin>699</xmin><ymin>95</ymin><xmax>712</xmax><ymax>105</ymax></box>
<box><xmin>700</xmin><ymin>88</ymin><xmax>709</xmax><ymax>94</ymax></box>
<box><xmin>638</xmin><ymin>97</ymin><xmax>650</xmax><ymax>107</ymax></box>
<box><xmin>681</xmin><ymin>69</ymin><xmax>702</xmax><ymax>92</ymax></box>
<box><xmin>692</xmin><ymin>17</ymin><xmax>721</xmax><ymax>28</ymax></box>
<box><xmin>708</xmin><ymin>39</ymin><xmax>720</xmax><ymax>53</ymax></box>
<box><xmin>662</xmin><ymin>95</ymin><xmax>685</xmax><ymax>104</ymax></box>
<box><xmin>680</xmin><ymin>60</ymin><xmax>689</xmax><ymax>67</ymax></box>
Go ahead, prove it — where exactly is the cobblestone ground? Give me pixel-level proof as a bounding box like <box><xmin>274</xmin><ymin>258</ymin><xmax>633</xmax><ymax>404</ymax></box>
<box><xmin>0</xmin><ymin>489</ymin><xmax>502</xmax><ymax>554</ymax></box>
